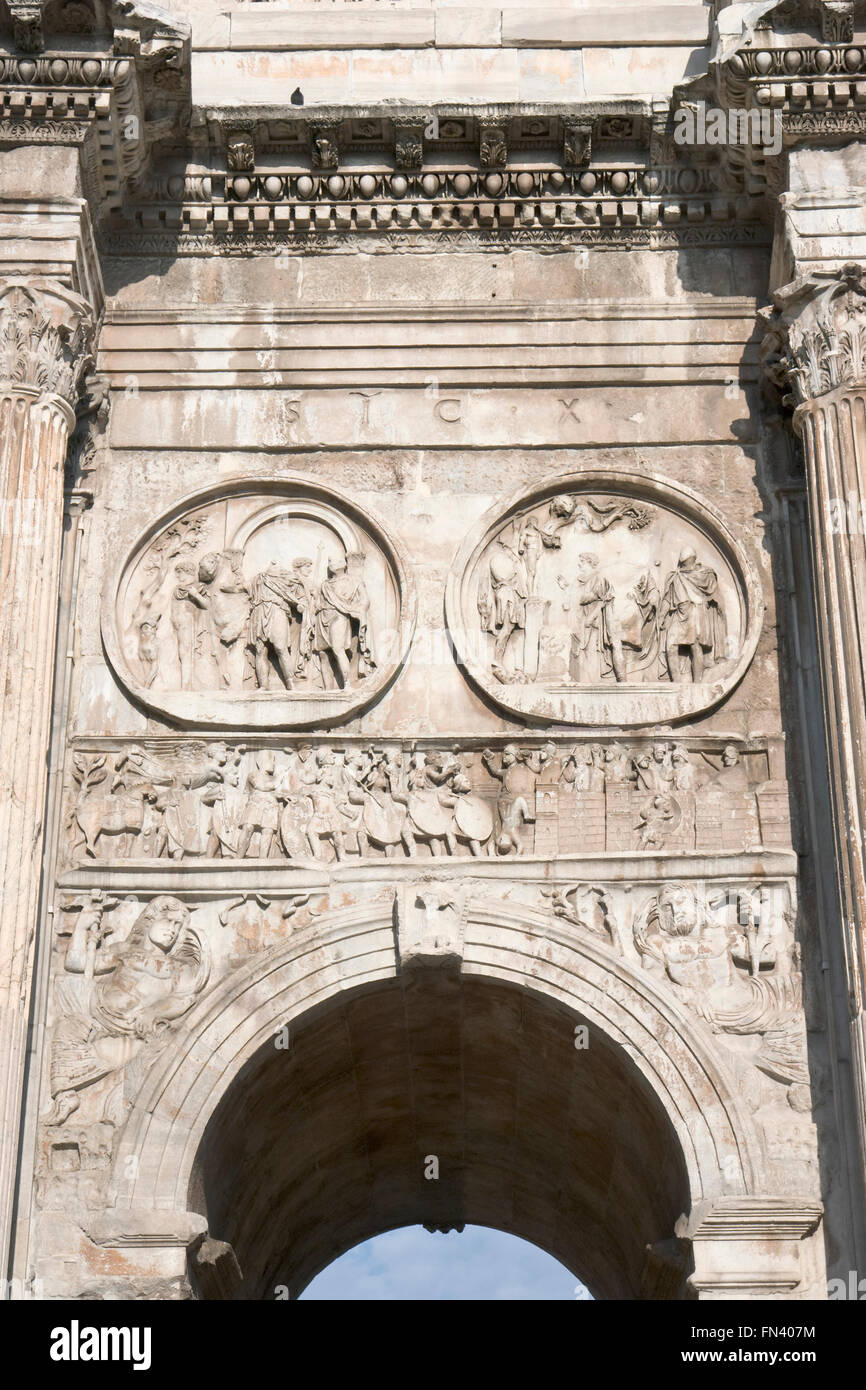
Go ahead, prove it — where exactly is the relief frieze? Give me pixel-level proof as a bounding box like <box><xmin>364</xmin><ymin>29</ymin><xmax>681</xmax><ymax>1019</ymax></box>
<box><xmin>63</xmin><ymin>736</ymin><xmax>790</xmax><ymax>867</ymax></box>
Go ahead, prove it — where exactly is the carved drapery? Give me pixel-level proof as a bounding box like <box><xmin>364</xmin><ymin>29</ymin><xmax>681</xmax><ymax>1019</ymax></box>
<box><xmin>762</xmin><ymin>263</ymin><xmax>866</xmax><ymax>1193</ymax></box>
<box><xmin>0</xmin><ymin>276</ymin><xmax>94</xmax><ymax>1272</ymax></box>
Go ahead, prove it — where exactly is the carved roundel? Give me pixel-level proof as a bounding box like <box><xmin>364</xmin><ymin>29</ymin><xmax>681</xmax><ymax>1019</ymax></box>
<box><xmin>445</xmin><ymin>467</ymin><xmax>763</xmax><ymax>727</ymax></box>
<box><xmin>103</xmin><ymin>476</ymin><xmax>416</xmax><ymax>729</ymax></box>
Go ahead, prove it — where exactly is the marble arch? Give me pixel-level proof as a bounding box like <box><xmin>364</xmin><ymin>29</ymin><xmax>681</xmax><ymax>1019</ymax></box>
<box><xmin>86</xmin><ymin>898</ymin><xmax>824</xmax><ymax>1301</ymax></box>
<box><xmin>3</xmin><ymin>0</ymin><xmax>866</xmax><ymax>1306</ymax></box>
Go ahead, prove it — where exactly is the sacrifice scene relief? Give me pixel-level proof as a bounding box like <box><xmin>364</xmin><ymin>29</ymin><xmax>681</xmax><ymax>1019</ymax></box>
<box><xmin>475</xmin><ymin>492</ymin><xmax>741</xmax><ymax>688</ymax></box>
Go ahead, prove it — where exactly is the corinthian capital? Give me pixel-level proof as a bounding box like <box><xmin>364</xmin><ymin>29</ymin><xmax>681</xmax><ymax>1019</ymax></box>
<box><xmin>0</xmin><ymin>278</ymin><xmax>95</xmax><ymax>411</ymax></box>
<box><xmin>760</xmin><ymin>263</ymin><xmax>866</xmax><ymax>407</ymax></box>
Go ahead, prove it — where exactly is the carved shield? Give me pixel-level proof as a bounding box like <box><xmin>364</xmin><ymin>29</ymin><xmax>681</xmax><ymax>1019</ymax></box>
<box><xmin>453</xmin><ymin>794</ymin><xmax>494</xmax><ymax>843</ymax></box>
<box><xmin>363</xmin><ymin>793</ymin><xmax>405</xmax><ymax>845</ymax></box>
<box><xmin>280</xmin><ymin>797</ymin><xmax>313</xmax><ymax>858</ymax></box>
<box><xmin>407</xmin><ymin>790</ymin><xmax>452</xmax><ymax>837</ymax></box>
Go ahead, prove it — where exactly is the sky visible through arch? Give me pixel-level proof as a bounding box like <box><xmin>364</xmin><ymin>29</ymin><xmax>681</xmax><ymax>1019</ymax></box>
<box><xmin>299</xmin><ymin>1225</ymin><xmax>593</xmax><ymax>1300</ymax></box>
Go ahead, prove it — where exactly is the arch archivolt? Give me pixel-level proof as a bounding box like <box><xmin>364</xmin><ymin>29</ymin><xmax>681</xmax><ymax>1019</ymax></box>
<box><xmin>109</xmin><ymin>891</ymin><xmax>765</xmax><ymax>1216</ymax></box>
<box><xmin>32</xmin><ymin>864</ymin><xmax>824</xmax><ymax>1300</ymax></box>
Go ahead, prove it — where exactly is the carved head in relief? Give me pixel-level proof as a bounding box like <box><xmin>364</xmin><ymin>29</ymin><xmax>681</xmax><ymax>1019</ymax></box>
<box><xmin>121</xmin><ymin>896</ymin><xmax>188</xmax><ymax>957</ymax></box>
<box><xmin>197</xmin><ymin>553</ymin><xmax>219</xmax><ymax>584</ymax></box>
<box><xmin>652</xmin><ymin>884</ymin><xmax>700</xmax><ymax>939</ymax></box>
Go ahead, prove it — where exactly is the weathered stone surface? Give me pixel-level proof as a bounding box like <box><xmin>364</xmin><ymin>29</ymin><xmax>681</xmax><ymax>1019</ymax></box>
<box><xmin>1</xmin><ymin>0</ymin><xmax>864</xmax><ymax>1306</ymax></box>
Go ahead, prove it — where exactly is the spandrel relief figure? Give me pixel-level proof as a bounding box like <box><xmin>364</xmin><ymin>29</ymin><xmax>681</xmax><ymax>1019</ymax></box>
<box><xmin>542</xmin><ymin>884</ymin><xmax>621</xmax><ymax>951</ymax></box>
<box><xmin>47</xmin><ymin>896</ymin><xmax>209</xmax><ymax>1126</ymax></box>
<box><xmin>635</xmin><ymin>884</ymin><xmax>807</xmax><ymax>1093</ymax></box>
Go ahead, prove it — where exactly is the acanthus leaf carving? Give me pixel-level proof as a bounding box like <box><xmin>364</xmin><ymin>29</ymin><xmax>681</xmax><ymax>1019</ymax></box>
<box><xmin>760</xmin><ymin>262</ymin><xmax>866</xmax><ymax>406</ymax></box>
<box><xmin>0</xmin><ymin>277</ymin><xmax>95</xmax><ymax>409</ymax></box>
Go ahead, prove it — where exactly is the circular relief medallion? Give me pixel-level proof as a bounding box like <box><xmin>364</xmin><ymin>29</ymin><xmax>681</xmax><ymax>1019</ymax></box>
<box><xmin>445</xmin><ymin>468</ymin><xmax>763</xmax><ymax>727</ymax></box>
<box><xmin>103</xmin><ymin>476</ymin><xmax>416</xmax><ymax>729</ymax></box>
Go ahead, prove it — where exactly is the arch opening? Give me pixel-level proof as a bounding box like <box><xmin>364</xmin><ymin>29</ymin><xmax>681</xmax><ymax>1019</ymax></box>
<box><xmin>188</xmin><ymin>970</ymin><xmax>691</xmax><ymax>1300</ymax></box>
<box><xmin>300</xmin><ymin>1224</ymin><xmax>588</xmax><ymax>1300</ymax></box>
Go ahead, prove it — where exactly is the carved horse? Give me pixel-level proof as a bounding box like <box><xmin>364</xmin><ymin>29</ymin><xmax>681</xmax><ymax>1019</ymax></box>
<box><xmin>74</xmin><ymin>788</ymin><xmax>151</xmax><ymax>858</ymax></box>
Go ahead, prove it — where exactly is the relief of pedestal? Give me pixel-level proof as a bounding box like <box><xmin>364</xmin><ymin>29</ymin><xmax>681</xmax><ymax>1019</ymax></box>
<box><xmin>445</xmin><ymin>467</ymin><xmax>764</xmax><ymax>727</ymax></box>
<box><xmin>0</xmin><ymin>275</ymin><xmax>95</xmax><ymax>1276</ymax></box>
<box><xmin>101</xmin><ymin>475</ymin><xmax>416</xmax><ymax>730</ymax></box>
<box><xmin>762</xmin><ymin>262</ymin><xmax>866</xmax><ymax>1192</ymax></box>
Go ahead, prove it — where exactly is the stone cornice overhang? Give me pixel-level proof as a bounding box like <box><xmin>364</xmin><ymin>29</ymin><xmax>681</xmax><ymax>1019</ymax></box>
<box><xmin>4</xmin><ymin>1</ymin><xmax>866</xmax><ymax>257</ymax></box>
<box><xmin>676</xmin><ymin>0</ymin><xmax>866</xmax><ymax>193</ymax></box>
<box><xmin>105</xmin><ymin>96</ymin><xmax>771</xmax><ymax>255</ymax></box>
<box><xmin>0</xmin><ymin>0</ymin><xmax>190</xmax><ymax>219</ymax></box>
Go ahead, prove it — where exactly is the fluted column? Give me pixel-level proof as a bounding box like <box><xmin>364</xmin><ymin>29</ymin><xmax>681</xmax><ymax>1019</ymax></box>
<box><xmin>0</xmin><ymin>277</ymin><xmax>94</xmax><ymax>1277</ymax></box>
<box><xmin>763</xmin><ymin>264</ymin><xmax>866</xmax><ymax>1198</ymax></box>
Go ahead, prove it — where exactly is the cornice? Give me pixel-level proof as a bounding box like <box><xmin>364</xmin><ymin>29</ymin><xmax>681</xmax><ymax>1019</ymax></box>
<box><xmin>0</xmin><ymin>1</ymin><xmax>190</xmax><ymax>220</ymax></box>
<box><xmin>679</xmin><ymin>4</ymin><xmax>866</xmax><ymax>170</ymax></box>
<box><xmin>3</xmin><ymin>5</ymin><xmax>866</xmax><ymax>258</ymax></box>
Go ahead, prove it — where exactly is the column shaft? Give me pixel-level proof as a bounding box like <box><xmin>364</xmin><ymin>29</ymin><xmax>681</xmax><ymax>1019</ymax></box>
<box><xmin>764</xmin><ymin>266</ymin><xmax>866</xmax><ymax>1203</ymax></box>
<box><xmin>0</xmin><ymin>279</ymin><xmax>93</xmax><ymax>1279</ymax></box>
